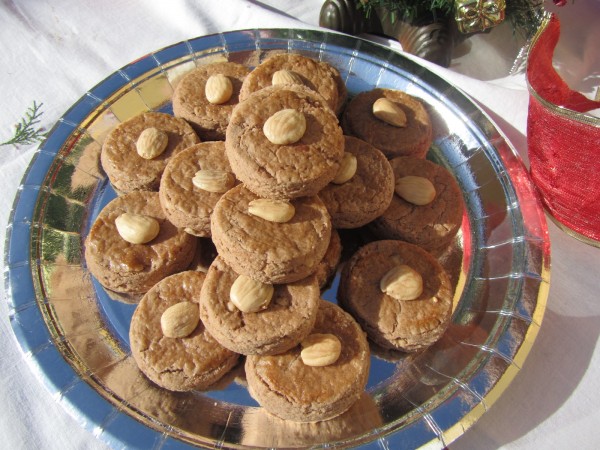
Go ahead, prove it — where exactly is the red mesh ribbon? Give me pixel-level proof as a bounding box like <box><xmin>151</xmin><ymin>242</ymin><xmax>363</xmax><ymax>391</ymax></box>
<box><xmin>527</xmin><ymin>14</ymin><xmax>600</xmax><ymax>241</ymax></box>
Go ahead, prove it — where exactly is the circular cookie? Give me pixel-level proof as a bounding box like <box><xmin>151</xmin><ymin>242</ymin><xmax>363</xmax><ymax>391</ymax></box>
<box><xmin>226</xmin><ymin>84</ymin><xmax>344</xmax><ymax>199</ymax></box>
<box><xmin>100</xmin><ymin>111</ymin><xmax>200</xmax><ymax>193</ymax></box>
<box><xmin>342</xmin><ymin>88</ymin><xmax>433</xmax><ymax>159</ymax></box>
<box><xmin>245</xmin><ymin>300</ymin><xmax>370</xmax><ymax>422</ymax></box>
<box><xmin>338</xmin><ymin>240</ymin><xmax>453</xmax><ymax>352</ymax></box>
<box><xmin>239</xmin><ymin>52</ymin><xmax>347</xmax><ymax>114</ymax></box>
<box><xmin>211</xmin><ymin>184</ymin><xmax>332</xmax><ymax>284</ymax></box>
<box><xmin>159</xmin><ymin>141</ymin><xmax>236</xmax><ymax>237</ymax></box>
<box><xmin>84</xmin><ymin>191</ymin><xmax>197</xmax><ymax>294</ymax></box>
<box><xmin>199</xmin><ymin>256</ymin><xmax>320</xmax><ymax>355</ymax></box>
<box><xmin>319</xmin><ymin>135</ymin><xmax>395</xmax><ymax>228</ymax></box>
<box><xmin>172</xmin><ymin>61</ymin><xmax>250</xmax><ymax>140</ymax></box>
<box><xmin>369</xmin><ymin>156</ymin><xmax>464</xmax><ymax>253</ymax></box>
<box><xmin>314</xmin><ymin>227</ymin><xmax>342</xmax><ymax>290</ymax></box>
<box><xmin>129</xmin><ymin>271</ymin><xmax>239</xmax><ymax>391</ymax></box>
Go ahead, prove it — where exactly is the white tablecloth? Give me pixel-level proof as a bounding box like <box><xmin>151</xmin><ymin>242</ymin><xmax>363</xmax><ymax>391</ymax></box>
<box><xmin>1</xmin><ymin>1</ymin><xmax>599</xmax><ymax>449</ymax></box>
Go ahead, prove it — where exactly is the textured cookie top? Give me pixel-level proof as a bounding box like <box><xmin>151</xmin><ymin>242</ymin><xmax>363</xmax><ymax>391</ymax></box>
<box><xmin>129</xmin><ymin>271</ymin><xmax>238</xmax><ymax>391</ymax></box>
<box><xmin>159</xmin><ymin>141</ymin><xmax>236</xmax><ymax>237</ymax></box>
<box><xmin>370</xmin><ymin>156</ymin><xmax>464</xmax><ymax>252</ymax></box>
<box><xmin>211</xmin><ymin>184</ymin><xmax>332</xmax><ymax>284</ymax></box>
<box><xmin>239</xmin><ymin>52</ymin><xmax>347</xmax><ymax>114</ymax></box>
<box><xmin>200</xmin><ymin>256</ymin><xmax>320</xmax><ymax>355</ymax></box>
<box><xmin>319</xmin><ymin>136</ymin><xmax>395</xmax><ymax>229</ymax></box>
<box><xmin>245</xmin><ymin>300</ymin><xmax>370</xmax><ymax>421</ymax></box>
<box><xmin>338</xmin><ymin>240</ymin><xmax>453</xmax><ymax>352</ymax></box>
<box><xmin>84</xmin><ymin>191</ymin><xmax>196</xmax><ymax>293</ymax></box>
<box><xmin>226</xmin><ymin>84</ymin><xmax>344</xmax><ymax>199</ymax></box>
<box><xmin>342</xmin><ymin>88</ymin><xmax>433</xmax><ymax>159</ymax></box>
<box><xmin>172</xmin><ymin>61</ymin><xmax>250</xmax><ymax>140</ymax></box>
<box><xmin>100</xmin><ymin>112</ymin><xmax>200</xmax><ymax>193</ymax></box>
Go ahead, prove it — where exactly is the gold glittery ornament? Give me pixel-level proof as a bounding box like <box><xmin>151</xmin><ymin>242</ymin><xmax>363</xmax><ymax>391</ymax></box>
<box><xmin>455</xmin><ymin>0</ymin><xmax>506</xmax><ymax>34</ymax></box>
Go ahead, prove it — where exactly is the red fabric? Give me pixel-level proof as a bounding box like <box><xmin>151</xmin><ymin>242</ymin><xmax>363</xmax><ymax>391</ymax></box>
<box><xmin>526</xmin><ymin>14</ymin><xmax>600</xmax><ymax>241</ymax></box>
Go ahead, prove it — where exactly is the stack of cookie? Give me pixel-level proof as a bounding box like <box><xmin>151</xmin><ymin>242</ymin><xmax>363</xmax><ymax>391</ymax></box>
<box><xmin>84</xmin><ymin>52</ymin><xmax>464</xmax><ymax>425</ymax></box>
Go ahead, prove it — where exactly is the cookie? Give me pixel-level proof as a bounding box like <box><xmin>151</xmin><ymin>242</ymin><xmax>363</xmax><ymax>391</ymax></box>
<box><xmin>129</xmin><ymin>271</ymin><xmax>239</xmax><ymax>391</ymax></box>
<box><xmin>172</xmin><ymin>61</ymin><xmax>250</xmax><ymax>140</ymax></box>
<box><xmin>159</xmin><ymin>141</ymin><xmax>236</xmax><ymax>237</ymax></box>
<box><xmin>319</xmin><ymin>135</ymin><xmax>395</xmax><ymax>228</ymax></box>
<box><xmin>239</xmin><ymin>52</ymin><xmax>347</xmax><ymax>114</ymax></box>
<box><xmin>369</xmin><ymin>156</ymin><xmax>464</xmax><ymax>253</ymax></box>
<box><xmin>210</xmin><ymin>184</ymin><xmax>332</xmax><ymax>284</ymax></box>
<box><xmin>100</xmin><ymin>111</ymin><xmax>200</xmax><ymax>193</ymax></box>
<box><xmin>245</xmin><ymin>300</ymin><xmax>370</xmax><ymax>422</ymax></box>
<box><xmin>199</xmin><ymin>256</ymin><xmax>320</xmax><ymax>355</ymax></box>
<box><xmin>84</xmin><ymin>191</ymin><xmax>197</xmax><ymax>294</ymax></box>
<box><xmin>338</xmin><ymin>240</ymin><xmax>453</xmax><ymax>352</ymax></box>
<box><xmin>342</xmin><ymin>88</ymin><xmax>432</xmax><ymax>159</ymax></box>
<box><xmin>314</xmin><ymin>227</ymin><xmax>342</xmax><ymax>290</ymax></box>
<box><xmin>226</xmin><ymin>84</ymin><xmax>344</xmax><ymax>200</ymax></box>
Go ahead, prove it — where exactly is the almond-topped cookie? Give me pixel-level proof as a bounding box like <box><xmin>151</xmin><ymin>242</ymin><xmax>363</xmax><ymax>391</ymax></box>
<box><xmin>84</xmin><ymin>191</ymin><xmax>197</xmax><ymax>295</ymax></box>
<box><xmin>159</xmin><ymin>141</ymin><xmax>237</xmax><ymax>237</ymax></box>
<box><xmin>199</xmin><ymin>256</ymin><xmax>320</xmax><ymax>356</ymax></box>
<box><xmin>342</xmin><ymin>88</ymin><xmax>433</xmax><ymax>159</ymax></box>
<box><xmin>245</xmin><ymin>300</ymin><xmax>370</xmax><ymax>422</ymax></box>
<box><xmin>100</xmin><ymin>111</ymin><xmax>200</xmax><ymax>193</ymax></box>
<box><xmin>129</xmin><ymin>271</ymin><xmax>239</xmax><ymax>391</ymax></box>
<box><xmin>239</xmin><ymin>52</ymin><xmax>347</xmax><ymax>114</ymax></box>
<box><xmin>338</xmin><ymin>240</ymin><xmax>453</xmax><ymax>352</ymax></box>
<box><xmin>210</xmin><ymin>184</ymin><xmax>332</xmax><ymax>284</ymax></box>
<box><xmin>226</xmin><ymin>84</ymin><xmax>344</xmax><ymax>200</ymax></box>
<box><xmin>172</xmin><ymin>61</ymin><xmax>250</xmax><ymax>140</ymax></box>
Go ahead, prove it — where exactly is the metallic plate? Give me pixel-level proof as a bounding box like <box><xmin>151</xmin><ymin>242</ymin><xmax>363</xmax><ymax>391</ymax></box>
<box><xmin>4</xmin><ymin>29</ymin><xmax>550</xmax><ymax>449</ymax></box>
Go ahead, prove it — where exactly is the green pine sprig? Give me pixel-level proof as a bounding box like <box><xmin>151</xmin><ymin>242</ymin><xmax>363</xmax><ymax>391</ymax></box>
<box><xmin>1</xmin><ymin>101</ymin><xmax>47</xmax><ymax>147</ymax></box>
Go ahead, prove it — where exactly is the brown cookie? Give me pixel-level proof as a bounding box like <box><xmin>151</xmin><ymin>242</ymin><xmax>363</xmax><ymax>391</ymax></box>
<box><xmin>315</xmin><ymin>227</ymin><xmax>342</xmax><ymax>291</ymax></box>
<box><xmin>100</xmin><ymin>112</ymin><xmax>200</xmax><ymax>193</ymax></box>
<box><xmin>210</xmin><ymin>184</ymin><xmax>332</xmax><ymax>284</ymax></box>
<box><xmin>319</xmin><ymin>136</ymin><xmax>395</xmax><ymax>228</ymax></box>
<box><xmin>369</xmin><ymin>156</ymin><xmax>464</xmax><ymax>253</ymax></box>
<box><xmin>84</xmin><ymin>191</ymin><xmax>197</xmax><ymax>294</ymax></box>
<box><xmin>226</xmin><ymin>84</ymin><xmax>344</xmax><ymax>200</ymax></box>
<box><xmin>239</xmin><ymin>52</ymin><xmax>347</xmax><ymax>114</ymax></box>
<box><xmin>172</xmin><ymin>61</ymin><xmax>250</xmax><ymax>140</ymax></box>
<box><xmin>129</xmin><ymin>271</ymin><xmax>239</xmax><ymax>391</ymax></box>
<box><xmin>245</xmin><ymin>300</ymin><xmax>370</xmax><ymax>422</ymax></box>
<box><xmin>159</xmin><ymin>141</ymin><xmax>237</xmax><ymax>237</ymax></box>
<box><xmin>342</xmin><ymin>88</ymin><xmax>432</xmax><ymax>159</ymax></box>
<box><xmin>338</xmin><ymin>240</ymin><xmax>453</xmax><ymax>352</ymax></box>
<box><xmin>199</xmin><ymin>256</ymin><xmax>320</xmax><ymax>355</ymax></box>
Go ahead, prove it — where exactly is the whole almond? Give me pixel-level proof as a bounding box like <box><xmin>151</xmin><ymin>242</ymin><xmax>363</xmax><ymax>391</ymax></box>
<box><xmin>263</xmin><ymin>109</ymin><xmax>306</xmax><ymax>145</ymax></box>
<box><xmin>192</xmin><ymin>169</ymin><xmax>235</xmax><ymax>193</ymax></box>
<box><xmin>395</xmin><ymin>176</ymin><xmax>436</xmax><ymax>205</ymax></box>
<box><xmin>272</xmin><ymin>69</ymin><xmax>304</xmax><ymax>86</ymax></box>
<box><xmin>205</xmin><ymin>73</ymin><xmax>233</xmax><ymax>104</ymax></box>
<box><xmin>372</xmin><ymin>97</ymin><xmax>408</xmax><ymax>127</ymax></box>
<box><xmin>230</xmin><ymin>275</ymin><xmax>274</xmax><ymax>313</ymax></box>
<box><xmin>115</xmin><ymin>213</ymin><xmax>160</xmax><ymax>244</ymax></box>
<box><xmin>380</xmin><ymin>264</ymin><xmax>423</xmax><ymax>301</ymax></box>
<box><xmin>332</xmin><ymin>152</ymin><xmax>357</xmax><ymax>184</ymax></box>
<box><xmin>160</xmin><ymin>301</ymin><xmax>200</xmax><ymax>338</ymax></box>
<box><xmin>300</xmin><ymin>333</ymin><xmax>342</xmax><ymax>367</ymax></box>
<box><xmin>248</xmin><ymin>198</ymin><xmax>295</xmax><ymax>223</ymax></box>
<box><xmin>136</xmin><ymin>127</ymin><xmax>168</xmax><ymax>159</ymax></box>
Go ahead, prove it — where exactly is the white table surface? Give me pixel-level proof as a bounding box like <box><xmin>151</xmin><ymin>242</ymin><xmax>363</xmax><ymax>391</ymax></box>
<box><xmin>1</xmin><ymin>1</ymin><xmax>599</xmax><ymax>449</ymax></box>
